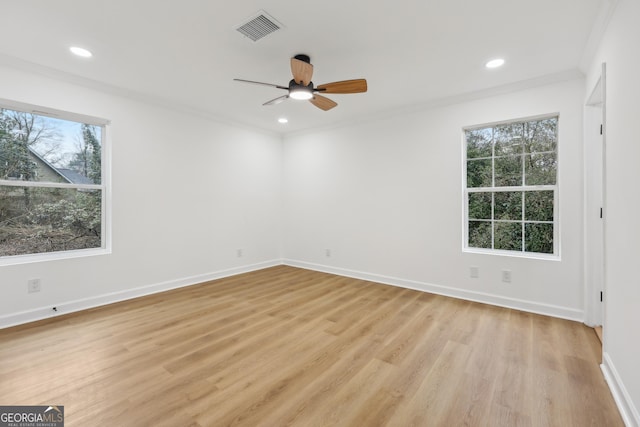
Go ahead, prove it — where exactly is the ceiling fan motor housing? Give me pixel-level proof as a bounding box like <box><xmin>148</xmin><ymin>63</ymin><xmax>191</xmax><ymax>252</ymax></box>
<box><xmin>293</xmin><ymin>54</ymin><xmax>311</xmax><ymax>64</ymax></box>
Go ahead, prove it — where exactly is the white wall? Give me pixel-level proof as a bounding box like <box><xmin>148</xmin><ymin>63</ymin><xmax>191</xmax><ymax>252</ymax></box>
<box><xmin>585</xmin><ymin>0</ymin><xmax>640</xmax><ymax>424</ymax></box>
<box><xmin>283</xmin><ymin>78</ymin><xmax>585</xmax><ymax>320</ymax></box>
<box><xmin>0</xmin><ymin>64</ymin><xmax>283</xmax><ymax>327</ymax></box>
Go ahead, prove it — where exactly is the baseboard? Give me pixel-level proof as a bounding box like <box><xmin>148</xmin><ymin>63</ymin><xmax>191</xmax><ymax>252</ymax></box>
<box><xmin>0</xmin><ymin>259</ymin><xmax>281</xmax><ymax>330</ymax></box>
<box><xmin>1</xmin><ymin>257</ymin><xmax>585</xmax><ymax>328</ymax></box>
<box><xmin>282</xmin><ymin>259</ymin><xmax>584</xmax><ymax>322</ymax></box>
<box><xmin>602</xmin><ymin>352</ymin><xmax>640</xmax><ymax>427</ymax></box>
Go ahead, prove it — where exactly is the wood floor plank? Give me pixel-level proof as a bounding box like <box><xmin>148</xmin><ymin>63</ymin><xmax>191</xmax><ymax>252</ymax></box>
<box><xmin>0</xmin><ymin>266</ymin><xmax>624</xmax><ymax>426</ymax></box>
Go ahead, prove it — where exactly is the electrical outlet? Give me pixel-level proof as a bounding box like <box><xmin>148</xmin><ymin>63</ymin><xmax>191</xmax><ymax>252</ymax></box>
<box><xmin>325</xmin><ymin>249</ymin><xmax>331</xmax><ymax>257</ymax></box>
<box><xmin>470</xmin><ymin>266</ymin><xmax>479</xmax><ymax>278</ymax></box>
<box><xmin>502</xmin><ymin>270</ymin><xmax>512</xmax><ymax>283</ymax></box>
<box><xmin>27</xmin><ymin>278</ymin><xmax>41</xmax><ymax>293</ymax></box>
<box><xmin>237</xmin><ymin>249</ymin><xmax>243</xmax><ymax>258</ymax></box>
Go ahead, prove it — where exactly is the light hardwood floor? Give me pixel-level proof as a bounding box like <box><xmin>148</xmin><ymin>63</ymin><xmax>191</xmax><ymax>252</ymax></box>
<box><xmin>0</xmin><ymin>266</ymin><xmax>623</xmax><ymax>426</ymax></box>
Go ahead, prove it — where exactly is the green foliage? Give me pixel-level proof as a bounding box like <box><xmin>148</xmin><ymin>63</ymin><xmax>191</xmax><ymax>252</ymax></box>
<box><xmin>494</xmin><ymin>155</ymin><xmax>522</xmax><ymax>186</ymax></box>
<box><xmin>468</xmin><ymin>221</ymin><xmax>491</xmax><ymax>249</ymax></box>
<box><xmin>467</xmin><ymin>159</ymin><xmax>492</xmax><ymax>187</ymax></box>
<box><xmin>495</xmin><ymin>222</ymin><xmax>522</xmax><ymax>251</ymax></box>
<box><xmin>466</xmin><ymin>128</ymin><xmax>492</xmax><ymax>158</ymax></box>
<box><xmin>525</xmin><ymin>153</ymin><xmax>557</xmax><ymax>185</ymax></box>
<box><xmin>468</xmin><ymin>192</ymin><xmax>492</xmax><ymax>219</ymax></box>
<box><xmin>28</xmin><ymin>191</ymin><xmax>101</xmax><ymax>237</ymax></box>
<box><xmin>524</xmin><ymin>118</ymin><xmax>557</xmax><ymax>153</ymax></box>
<box><xmin>495</xmin><ymin>191</ymin><xmax>522</xmax><ymax>220</ymax></box>
<box><xmin>525</xmin><ymin>223</ymin><xmax>553</xmax><ymax>254</ymax></box>
<box><xmin>494</xmin><ymin>123</ymin><xmax>524</xmax><ymax>156</ymax></box>
<box><xmin>0</xmin><ymin>110</ymin><xmax>37</xmax><ymax>181</ymax></box>
<box><xmin>466</xmin><ymin>117</ymin><xmax>557</xmax><ymax>254</ymax></box>
<box><xmin>84</xmin><ymin>124</ymin><xmax>101</xmax><ymax>184</ymax></box>
<box><xmin>525</xmin><ymin>191</ymin><xmax>554</xmax><ymax>222</ymax></box>
<box><xmin>68</xmin><ymin>124</ymin><xmax>101</xmax><ymax>184</ymax></box>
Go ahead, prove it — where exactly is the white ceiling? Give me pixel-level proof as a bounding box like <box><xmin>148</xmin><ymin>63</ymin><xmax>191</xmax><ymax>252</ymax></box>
<box><xmin>0</xmin><ymin>0</ymin><xmax>604</xmax><ymax>134</ymax></box>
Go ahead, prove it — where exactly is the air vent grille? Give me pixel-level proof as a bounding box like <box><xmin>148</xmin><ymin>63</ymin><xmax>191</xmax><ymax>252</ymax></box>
<box><xmin>235</xmin><ymin>11</ymin><xmax>282</xmax><ymax>42</ymax></box>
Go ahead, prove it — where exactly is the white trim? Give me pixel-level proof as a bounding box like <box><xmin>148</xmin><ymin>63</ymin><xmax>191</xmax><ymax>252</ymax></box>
<box><xmin>0</xmin><ymin>97</ymin><xmax>110</xmax><ymax>126</ymax></box>
<box><xmin>1</xmin><ymin>259</ymin><xmax>585</xmax><ymax>329</ymax></box>
<box><xmin>0</xmin><ymin>246</ymin><xmax>111</xmax><ymax>267</ymax></box>
<box><xmin>102</xmin><ymin>124</ymin><xmax>112</xmax><ymax>255</ymax></box>
<box><xmin>282</xmin><ymin>259</ymin><xmax>583</xmax><ymax>321</ymax></box>
<box><xmin>462</xmin><ymin>246</ymin><xmax>560</xmax><ymax>261</ymax></box>
<box><xmin>601</xmin><ymin>352</ymin><xmax>640</xmax><ymax>427</ymax></box>
<box><xmin>286</xmin><ymin>69</ymin><xmax>583</xmax><ymax>139</ymax></box>
<box><xmin>579</xmin><ymin>0</ymin><xmax>620</xmax><ymax>72</ymax></box>
<box><xmin>467</xmin><ymin>185</ymin><xmax>556</xmax><ymax>193</ymax></box>
<box><xmin>462</xmin><ymin>112</ymin><xmax>560</xmax><ymax>132</ymax></box>
<box><xmin>583</xmin><ymin>66</ymin><xmax>606</xmax><ymax>328</ymax></box>
<box><xmin>0</xmin><ymin>259</ymin><xmax>281</xmax><ymax>330</ymax></box>
<box><xmin>0</xmin><ymin>101</ymin><xmax>110</xmax><ymax>265</ymax></box>
<box><xmin>0</xmin><ymin>180</ymin><xmax>101</xmax><ymax>190</ymax></box>
<box><xmin>0</xmin><ymin>54</ymin><xmax>280</xmax><ymax>139</ymax></box>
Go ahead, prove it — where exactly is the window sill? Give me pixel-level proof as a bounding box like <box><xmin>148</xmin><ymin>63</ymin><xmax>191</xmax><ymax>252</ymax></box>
<box><xmin>462</xmin><ymin>247</ymin><xmax>560</xmax><ymax>261</ymax></box>
<box><xmin>0</xmin><ymin>247</ymin><xmax>111</xmax><ymax>267</ymax></box>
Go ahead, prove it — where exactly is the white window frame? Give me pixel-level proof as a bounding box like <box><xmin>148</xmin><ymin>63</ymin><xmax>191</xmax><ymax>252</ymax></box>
<box><xmin>462</xmin><ymin>113</ymin><xmax>560</xmax><ymax>260</ymax></box>
<box><xmin>0</xmin><ymin>99</ymin><xmax>111</xmax><ymax>266</ymax></box>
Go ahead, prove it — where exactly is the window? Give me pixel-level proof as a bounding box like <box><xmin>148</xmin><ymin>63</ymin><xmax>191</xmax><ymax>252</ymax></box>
<box><xmin>0</xmin><ymin>101</ymin><xmax>109</xmax><ymax>262</ymax></box>
<box><xmin>464</xmin><ymin>115</ymin><xmax>558</xmax><ymax>256</ymax></box>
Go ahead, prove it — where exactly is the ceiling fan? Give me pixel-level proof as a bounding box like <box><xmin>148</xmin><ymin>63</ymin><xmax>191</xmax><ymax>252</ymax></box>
<box><xmin>234</xmin><ymin>54</ymin><xmax>367</xmax><ymax>111</ymax></box>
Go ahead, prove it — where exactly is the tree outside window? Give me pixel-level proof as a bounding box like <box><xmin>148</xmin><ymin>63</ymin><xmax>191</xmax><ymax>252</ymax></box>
<box><xmin>0</xmin><ymin>106</ymin><xmax>106</xmax><ymax>259</ymax></box>
<box><xmin>465</xmin><ymin>116</ymin><xmax>558</xmax><ymax>255</ymax></box>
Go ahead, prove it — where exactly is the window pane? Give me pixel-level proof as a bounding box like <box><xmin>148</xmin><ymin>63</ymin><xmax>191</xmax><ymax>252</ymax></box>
<box><xmin>525</xmin><ymin>223</ymin><xmax>554</xmax><ymax>254</ymax></box>
<box><xmin>494</xmin><ymin>123</ymin><xmax>524</xmax><ymax>156</ymax></box>
<box><xmin>468</xmin><ymin>192</ymin><xmax>492</xmax><ymax>219</ymax></box>
<box><xmin>464</xmin><ymin>116</ymin><xmax>558</xmax><ymax>256</ymax></box>
<box><xmin>0</xmin><ymin>109</ymin><xmax>102</xmax><ymax>185</ymax></box>
<box><xmin>0</xmin><ymin>185</ymin><xmax>101</xmax><ymax>257</ymax></box>
<box><xmin>494</xmin><ymin>155</ymin><xmax>522</xmax><ymax>186</ymax></box>
<box><xmin>525</xmin><ymin>153</ymin><xmax>557</xmax><ymax>185</ymax></box>
<box><xmin>525</xmin><ymin>118</ymin><xmax>557</xmax><ymax>153</ymax></box>
<box><xmin>469</xmin><ymin>221</ymin><xmax>492</xmax><ymax>249</ymax></box>
<box><xmin>494</xmin><ymin>191</ymin><xmax>522</xmax><ymax>220</ymax></box>
<box><xmin>466</xmin><ymin>128</ymin><xmax>493</xmax><ymax>159</ymax></box>
<box><xmin>524</xmin><ymin>191</ymin><xmax>554</xmax><ymax>222</ymax></box>
<box><xmin>494</xmin><ymin>222</ymin><xmax>522</xmax><ymax>251</ymax></box>
<box><xmin>467</xmin><ymin>158</ymin><xmax>492</xmax><ymax>188</ymax></box>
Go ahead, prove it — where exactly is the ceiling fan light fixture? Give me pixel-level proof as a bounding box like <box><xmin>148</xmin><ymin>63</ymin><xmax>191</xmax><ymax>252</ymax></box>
<box><xmin>289</xmin><ymin>88</ymin><xmax>313</xmax><ymax>100</ymax></box>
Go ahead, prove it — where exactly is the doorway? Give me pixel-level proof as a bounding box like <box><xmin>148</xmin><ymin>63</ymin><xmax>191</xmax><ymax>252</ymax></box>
<box><xmin>584</xmin><ymin>63</ymin><xmax>606</xmax><ymax>340</ymax></box>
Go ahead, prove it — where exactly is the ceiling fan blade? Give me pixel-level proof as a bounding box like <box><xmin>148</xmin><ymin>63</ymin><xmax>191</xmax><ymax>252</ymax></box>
<box><xmin>291</xmin><ymin>58</ymin><xmax>314</xmax><ymax>86</ymax></box>
<box><xmin>263</xmin><ymin>95</ymin><xmax>289</xmax><ymax>106</ymax></box>
<box><xmin>234</xmin><ymin>79</ymin><xmax>288</xmax><ymax>90</ymax></box>
<box><xmin>316</xmin><ymin>79</ymin><xmax>367</xmax><ymax>94</ymax></box>
<box><xmin>310</xmin><ymin>94</ymin><xmax>337</xmax><ymax>111</ymax></box>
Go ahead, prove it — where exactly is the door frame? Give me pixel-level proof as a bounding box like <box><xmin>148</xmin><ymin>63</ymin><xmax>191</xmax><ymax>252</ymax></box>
<box><xmin>584</xmin><ymin>63</ymin><xmax>607</xmax><ymax>332</ymax></box>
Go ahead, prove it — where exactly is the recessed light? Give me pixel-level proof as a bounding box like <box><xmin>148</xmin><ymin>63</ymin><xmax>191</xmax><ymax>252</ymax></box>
<box><xmin>70</xmin><ymin>46</ymin><xmax>93</xmax><ymax>58</ymax></box>
<box><xmin>485</xmin><ymin>58</ymin><xmax>505</xmax><ymax>69</ymax></box>
<box><xmin>278</xmin><ymin>118</ymin><xmax>288</xmax><ymax>124</ymax></box>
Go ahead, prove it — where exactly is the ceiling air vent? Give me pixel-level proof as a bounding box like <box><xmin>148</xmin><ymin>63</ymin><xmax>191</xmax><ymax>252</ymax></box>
<box><xmin>235</xmin><ymin>10</ymin><xmax>283</xmax><ymax>42</ymax></box>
